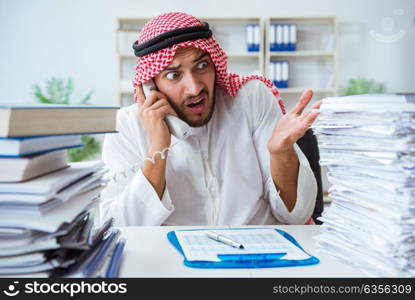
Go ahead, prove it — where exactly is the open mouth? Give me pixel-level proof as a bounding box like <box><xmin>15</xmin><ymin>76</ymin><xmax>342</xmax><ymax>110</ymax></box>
<box><xmin>186</xmin><ymin>97</ymin><xmax>206</xmax><ymax>114</ymax></box>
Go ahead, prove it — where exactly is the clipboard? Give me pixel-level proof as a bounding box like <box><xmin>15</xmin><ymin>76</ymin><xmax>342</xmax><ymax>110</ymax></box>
<box><xmin>167</xmin><ymin>228</ymin><xmax>320</xmax><ymax>269</ymax></box>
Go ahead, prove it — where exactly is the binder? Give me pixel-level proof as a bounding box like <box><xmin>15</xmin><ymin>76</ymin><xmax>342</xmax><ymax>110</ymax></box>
<box><xmin>246</xmin><ymin>24</ymin><xmax>260</xmax><ymax>52</ymax></box>
<box><xmin>289</xmin><ymin>24</ymin><xmax>297</xmax><ymax>51</ymax></box>
<box><xmin>272</xmin><ymin>61</ymin><xmax>289</xmax><ymax>89</ymax></box>
<box><xmin>276</xmin><ymin>24</ymin><xmax>283</xmax><ymax>51</ymax></box>
<box><xmin>167</xmin><ymin>228</ymin><xmax>319</xmax><ymax>269</ymax></box>
<box><xmin>282</xmin><ymin>24</ymin><xmax>290</xmax><ymax>51</ymax></box>
<box><xmin>246</xmin><ymin>24</ymin><xmax>254</xmax><ymax>52</ymax></box>
<box><xmin>272</xmin><ymin>23</ymin><xmax>296</xmax><ymax>52</ymax></box>
<box><xmin>282</xmin><ymin>60</ymin><xmax>289</xmax><ymax>88</ymax></box>
<box><xmin>269</xmin><ymin>24</ymin><xmax>276</xmax><ymax>51</ymax></box>
<box><xmin>275</xmin><ymin>61</ymin><xmax>282</xmax><ymax>88</ymax></box>
<box><xmin>253</xmin><ymin>24</ymin><xmax>260</xmax><ymax>52</ymax></box>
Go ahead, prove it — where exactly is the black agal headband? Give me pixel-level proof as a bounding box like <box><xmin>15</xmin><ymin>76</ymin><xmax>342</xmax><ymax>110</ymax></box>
<box><xmin>132</xmin><ymin>22</ymin><xmax>212</xmax><ymax>57</ymax></box>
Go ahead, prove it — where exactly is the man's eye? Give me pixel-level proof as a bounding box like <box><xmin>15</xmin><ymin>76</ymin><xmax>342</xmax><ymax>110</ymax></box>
<box><xmin>197</xmin><ymin>61</ymin><xmax>208</xmax><ymax>69</ymax></box>
<box><xmin>166</xmin><ymin>72</ymin><xmax>179</xmax><ymax>80</ymax></box>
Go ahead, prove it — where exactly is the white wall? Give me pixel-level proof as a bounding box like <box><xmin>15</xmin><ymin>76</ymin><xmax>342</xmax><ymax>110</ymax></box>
<box><xmin>1</xmin><ymin>0</ymin><xmax>414</xmax><ymax>106</ymax></box>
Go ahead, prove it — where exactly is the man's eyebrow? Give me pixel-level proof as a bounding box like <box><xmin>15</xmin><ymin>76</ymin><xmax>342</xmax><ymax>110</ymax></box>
<box><xmin>193</xmin><ymin>53</ymin><xmax>208</xmax><ymax>62</ymax></box>
<box><xmin>164</xmin><ymin>64</ymin><xmax>181</xmax><ymax>71</ymax></box>
<box><xmin>162</xmin><ymin>53</ymin><xmax>208</xmax><ymax>72</ymax></box>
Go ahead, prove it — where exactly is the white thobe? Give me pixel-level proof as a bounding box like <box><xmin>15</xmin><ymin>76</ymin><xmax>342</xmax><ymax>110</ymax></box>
<box><xmin>100</xmin><ymin>80</ymin><xmax>317</xmax><ymax>226</ymax></box>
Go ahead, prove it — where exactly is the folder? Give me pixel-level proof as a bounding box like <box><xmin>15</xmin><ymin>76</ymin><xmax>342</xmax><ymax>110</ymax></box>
<box><xmin>269</xmin><ymin>24</ymin><xmax>276</xmax><ymax>51</ymax></box>
<box><xmin>167</xmin><ymin>228</ymin><xmax>319</xmax><ymax>268</ymax></box>
<box><xmin>246</xmin><ymin>24</ymin><xmax>260</xmax><ymax>52</ymax></box>
<box><xmin>282</xmin><ymin>60</ymin><xmax>289</xmax><ymax>88</ymax></box>
<box><xmin>272</xmin><ymin>61</ymin><xmax>289</xmax><ymax>89</ymax></box>
<box><xmin>289</xmin><ymin>24</ymin><xmax>297</xmax><ymax>51</ymax></box>
<box><xmin>276</xmin><ymin>24</ymin><xmax>283</xmax><ymax>51</ymax></box>
<box><xmin>282</xmin><ymin>24</ymin><xmax>290</xmax><ymax>51</ymax></box>
<box><xmin>246</xmin><ymin>24</ymin><xmax>254</xmax><ymax>52</ymax></box>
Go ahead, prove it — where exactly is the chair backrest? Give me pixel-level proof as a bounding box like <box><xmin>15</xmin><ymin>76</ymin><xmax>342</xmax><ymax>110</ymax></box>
<box><xmin>297</xmin><ymin>129</ymin><xmax>323</xmax><ymax>224</ymax></box>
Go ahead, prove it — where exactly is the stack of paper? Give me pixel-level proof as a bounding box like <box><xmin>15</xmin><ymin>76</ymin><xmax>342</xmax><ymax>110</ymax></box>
<box><xmin>0</xmin><ymin>161</ymin><xmax>123</xmax><ymax>277</ymax></box>
<box><xmin>0</xmin><ymin>104</ymin><xmax>124</xmax><ymax>277</ymax></box>
<box><xmin>312</xmin><ymin>94</ymin><xmax>415</xmax><ymax>277</ymax></box>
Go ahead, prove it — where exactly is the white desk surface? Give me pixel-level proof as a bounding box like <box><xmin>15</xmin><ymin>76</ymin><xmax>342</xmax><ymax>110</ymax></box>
<box><xmin>118</xmin><ymin>225</ymin><xmax>366</xmax><ymax>278</ymax></box>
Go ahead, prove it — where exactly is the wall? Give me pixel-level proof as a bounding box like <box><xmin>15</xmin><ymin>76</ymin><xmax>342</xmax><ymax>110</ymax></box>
<box><xmin>0</xmin><ymin>0</ymin><xmax>414</xmax><ymax>106</ymax></box>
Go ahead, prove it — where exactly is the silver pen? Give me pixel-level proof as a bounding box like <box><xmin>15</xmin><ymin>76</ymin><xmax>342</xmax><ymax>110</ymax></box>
<box><xmin>206</xmin><ymin>231</ymin><xmax>245</xmax><ymax>249</ymax></box>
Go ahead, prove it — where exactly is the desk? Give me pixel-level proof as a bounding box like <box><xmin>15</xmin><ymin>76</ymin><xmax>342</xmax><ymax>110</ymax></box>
<box><xmin>118</xmin><ymin>225</ymin><xmax>366</xmax><ymax>277</ymax></box>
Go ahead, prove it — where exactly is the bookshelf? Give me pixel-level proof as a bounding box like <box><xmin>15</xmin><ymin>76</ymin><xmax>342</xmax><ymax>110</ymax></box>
<box><xmin>116</xmin><ymin>18</ymin><xmax>149</xmax><ymax>107</ymax></box>
<box><xmin>116</xmin><ymin>16</ymin><xmax>338</xmax><ymax>108</ymax></box>
<box><xmin>201</xmin><ymin>17</ymin><xmax>264</xmax><ymax>76</ymax></box>
<box><xmin>265</xmin><ymin>16</ymin><xmax>338</xmax><ymax>109</ymax></box>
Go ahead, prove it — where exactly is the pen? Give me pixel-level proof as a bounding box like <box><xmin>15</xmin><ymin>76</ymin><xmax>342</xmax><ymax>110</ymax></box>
<box><xmin>206</xmin><ymin>231</ymin><xmax>245</xmax><ymax>249</ymax></box>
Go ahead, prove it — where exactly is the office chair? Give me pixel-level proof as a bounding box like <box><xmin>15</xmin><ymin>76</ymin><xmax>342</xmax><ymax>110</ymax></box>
<box><xmin>297</xmin><ymin>129</ymin><xmax>324</xmax><ymax>224</ymax></box>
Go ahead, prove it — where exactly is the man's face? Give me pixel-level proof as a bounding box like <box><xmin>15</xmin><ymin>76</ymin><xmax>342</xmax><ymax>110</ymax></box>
<box><xmin>154</xmin><ymin>47</ymin><xmax>216</xmax><ymax>127</ymax></box>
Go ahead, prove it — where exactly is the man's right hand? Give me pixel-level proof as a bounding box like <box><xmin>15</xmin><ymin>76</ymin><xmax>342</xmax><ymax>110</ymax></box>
<box><xmin>135</xmin><ymin>85</ymin><xmax>177</xmax><ymax>200</ymax></box>
<box><xmin>135</xmin><ymin>85</ymin><xmax>178</xmax><ymax>151</ymax></box>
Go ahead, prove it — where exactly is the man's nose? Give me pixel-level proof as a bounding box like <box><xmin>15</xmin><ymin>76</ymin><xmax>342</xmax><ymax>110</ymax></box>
<box><xmin>183</xmin><ymin>73</ymin><xmax>203</xmax><ymax>97</ymax></box>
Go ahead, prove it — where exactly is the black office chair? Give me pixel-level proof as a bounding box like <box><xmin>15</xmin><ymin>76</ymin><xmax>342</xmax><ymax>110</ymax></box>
<box><xmin>297</xmin><ymin>129</ymin><xmax>324</xmax><ymax>224</ymax></box>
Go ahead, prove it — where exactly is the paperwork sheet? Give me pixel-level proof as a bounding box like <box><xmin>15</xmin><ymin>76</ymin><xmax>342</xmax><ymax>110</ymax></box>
<box><xmin>174</xmin><ymin>228</ymin><xmax>311</xmax><ymax>262</ymax></box>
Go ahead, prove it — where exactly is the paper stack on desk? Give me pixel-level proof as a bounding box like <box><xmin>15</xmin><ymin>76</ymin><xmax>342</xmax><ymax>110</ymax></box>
<box><xmin>312</xmin><ymin>94</ymin><xmax>415</xmax><ymax>277</ymax></box>
<box><xmin>0</xmin><ymin>104</ymin><xmax>125</xmax><ymax>277</ymax></box>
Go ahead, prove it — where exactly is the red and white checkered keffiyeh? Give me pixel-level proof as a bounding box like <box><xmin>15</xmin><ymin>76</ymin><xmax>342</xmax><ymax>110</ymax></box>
<box><xmin>132</xmin><ymin>12</ymin><xmax>286</xmax><ymax>114</ymax></box>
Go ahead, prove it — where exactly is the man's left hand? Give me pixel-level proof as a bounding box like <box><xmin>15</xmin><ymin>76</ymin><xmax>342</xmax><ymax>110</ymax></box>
<box><xmin>268</xmin><ymin>89</ymin><xmax>322</xmax><ymax>155</ymax></box>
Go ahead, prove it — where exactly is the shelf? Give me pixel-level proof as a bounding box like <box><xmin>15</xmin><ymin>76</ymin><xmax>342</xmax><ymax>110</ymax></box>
<box><xmin>279</xmin><ymin>88</ymin><xmax>335</xmax><ymax>94</ymax></box>
<box><xmin>120</xmin><ymin>53</ymin><xmax>261</xmax><ymax>59</ymax></box>
<box><xmin>270</xmin><ymin>51</ymin><xmax>335</xmax><ymax>57</ymax></box>
<box><xmin>270</xmin><ymin>16</ymin><xmax>336</xmax><ymax>21</ymax></box>
<box><xmin>265</xmin><ymin>16</ymin><xmax>338</xmax><ymax>97</ymax></box>
<box><xmin>227</xmin><ymin>52</ymin><xmax>261</xmax><ymax>57</ymax></box>
<box><xmin>201</xmin><ymin>17</ymin><xmax>262</xmax><ymax>22</ymax></box>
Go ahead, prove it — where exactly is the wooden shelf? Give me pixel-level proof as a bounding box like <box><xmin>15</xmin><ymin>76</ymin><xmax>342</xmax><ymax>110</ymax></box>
<box><xmin>270</xmin><ymin>51</ymin><xmax>336</xmax><ymax>57</ymax></box>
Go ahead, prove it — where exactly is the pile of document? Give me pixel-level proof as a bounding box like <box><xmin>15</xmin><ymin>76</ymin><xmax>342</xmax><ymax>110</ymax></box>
<box><xmin>0</xmin><ymin>104</ymin><xmax>124</xmax><ymax>277</ymax></box>
<box><xmin>0</xmin><ymin>161</ymin><xmax>125</xmax><ymax>277</ymax></box>
<box><xmin>312</xmin><ymin>94</ymin><xmax>415</xmax><ymax>277</ymax></box>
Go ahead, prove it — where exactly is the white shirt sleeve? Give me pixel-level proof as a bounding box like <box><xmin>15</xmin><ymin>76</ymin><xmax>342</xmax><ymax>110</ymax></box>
<box><xmin>99</xmin><ymin>106</ymin><xmax>174</xmax><ymax>226</ymax></box>
<box><xmin>246</xmin><ymin>81</ymin><xmax>317</xmax><ymax>224</ymax></box>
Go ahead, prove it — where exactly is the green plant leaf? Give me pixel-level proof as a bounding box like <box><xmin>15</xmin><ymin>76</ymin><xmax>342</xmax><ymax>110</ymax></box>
<box><xmin>80</xmin><ymin>90</ymin><xmax>94</xmax><ymax>105</ymax></box>
<box><xmin>33</xmin><ymin>84</ymin><xmax>53</xmax><ymax>103</ymax></box>
<box><xmin>343</xmin><ymin>78</ymin><xmax>385</xmax><ymax>96</ymax></box>
<box><xmin>63</xmin><ymin>78</ymin><xmax>74</xmax><ymax>104</ymax></box>
<box><xmin>68</xmin><ymin>135</ymin><xmax>101</xmax><ymax>162</ymax></box>
<box><xmin>32</xmin><ymin>77</ymin><xmax>102</xmax><ymax>162</ymax></box>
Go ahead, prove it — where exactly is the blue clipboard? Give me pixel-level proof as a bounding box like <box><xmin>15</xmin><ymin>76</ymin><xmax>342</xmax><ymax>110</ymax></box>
<box><xmin>167</xmin><ymin>228</ymin><xmax>320</xmax><ymax>269</ymax></box>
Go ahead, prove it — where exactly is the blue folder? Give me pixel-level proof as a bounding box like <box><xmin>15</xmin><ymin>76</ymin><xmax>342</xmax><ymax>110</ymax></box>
<box><xmin>167</xmin><ymin>228</ymin><xmax>319</xmax><ymax>269</ymax></box>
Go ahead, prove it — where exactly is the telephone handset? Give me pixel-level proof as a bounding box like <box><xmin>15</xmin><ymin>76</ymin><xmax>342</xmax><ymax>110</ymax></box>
<box><xmin>142</xmin><ymin>80</ymin><xmax>190</xmax><ymax>140</ymax></box>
